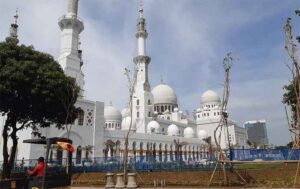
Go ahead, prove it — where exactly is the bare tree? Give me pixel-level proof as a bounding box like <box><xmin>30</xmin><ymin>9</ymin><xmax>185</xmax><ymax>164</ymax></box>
<box><xmin>283</xmin><ymin>13</ymin><xmax>300</xmax><ymax>188</ymax></box>
<box><xmin>208</xmin><ymin>53</ymin><xmax>234</xmax><ymax>186</ymax></box>
<box><xmin>284</xmin><ymin>16</ymin><xmax>300</xmax><ymax>149</ymax></box>
<box><xmin>123</xmin><ymin>67</ymin><xmax>137</xmax><ymax>180</ymax></box>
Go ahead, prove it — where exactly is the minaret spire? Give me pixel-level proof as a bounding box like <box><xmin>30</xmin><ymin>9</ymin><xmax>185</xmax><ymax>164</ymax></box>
<box><xmin>67</xmin><ymin>0</ymin><xmax>79</xmax><ymax>17</ymax></box>
<box><xmin>132</xmin><ymin>4</ymin><xmax>154</xmax><ymax>134</ymax></box>
<box><xmin>58</xmin><ymin>0</ymin><xmax>85</xmax><ymax>97</ymax></box>
<box><xmin>133</xmin><ymin>2</ymin><xmax>151</xmax><ymax>91</ymax></box>
<box><xmin>6</xmin><ymin>9</ymin><xmax>19</xmax><ymax>44</ymax></box>
<box><xmin>139</xmin><ymin>2</ymin><xmax>143</xmax><ymax>18</ymax></box>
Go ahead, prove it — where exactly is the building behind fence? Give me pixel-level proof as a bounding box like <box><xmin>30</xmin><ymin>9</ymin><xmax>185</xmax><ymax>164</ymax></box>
<box><xmin>2</xmin><ymin>149</ymin><xmax>300</xmax><ymax>174</ymax></box>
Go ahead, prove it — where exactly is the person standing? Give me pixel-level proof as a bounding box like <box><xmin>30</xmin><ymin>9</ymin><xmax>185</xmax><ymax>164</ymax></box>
<box><xmin>26</xmin><ymin>157</ymin><xmax>47</xmax><ymax>177</ymax></box>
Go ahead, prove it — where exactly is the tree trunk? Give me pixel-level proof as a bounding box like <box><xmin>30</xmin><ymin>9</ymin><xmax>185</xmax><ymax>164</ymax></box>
<box><xmin>2</xmin><ymin>118</ymin><xmax>10</xmax><ymax>179</ymax></box>
<box><xmin>123</xmin><ymin>138</ymin><xmax>128</xmax><ymax>181</ymax></box>
<box><xmin>1</xmin><ymin>113</ymin><xmax>17</xmax><ymax>179</ymax></box>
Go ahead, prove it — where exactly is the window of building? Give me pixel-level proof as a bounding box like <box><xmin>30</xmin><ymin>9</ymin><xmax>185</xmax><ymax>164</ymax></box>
<box><xmin>167</xmin><ymin>116</ymin><xmax>170</xmax><ymax>120</ymax></box>
<box><xmin>214</xmin><ymin>112</ymin><xmax>216</xmax><ymax>116</ymax></box>
<box><xmin>137</xmin><ymin>112</ymin><xmax>139</xmax><ymax>118</ymax></box>
<box><xmin>77</xmin><ymin>109</ymin><xmax>84</xmax><ymax>126</ymax></box>
<box><xmin>207</xmin><ymin>113</ymin><xmax>209</xmax><ymax>116</ymax></box>
<box><xmin>148</xmin><ymin>100</ymin><xmax>151</xmax><ymax>105</ymax></box>
<box><xmin>137</xmin><ymin>99</ymin><xmax>139</xmax><ymax>105</ymax></box>
<box><xmin>162</xmin><ymin>128</ymin><xmax>164</xmax><ymax>132</ymax></box>
<box><xmin>148</xmin><ymin>112</ymin><xmax>151</xmax><ymax>117</ymax></box>
<box><xmin>151</xmin><ymin>128</ymin><xmax>155</xmax><ymax>133</ymax></box>
<box><xmin>208</xmin><ymin>105</ymin><xmax>210</xmax><ymax>108</ymax></box>
<box><xmin>161</xmin><ymin>106</ymin><xmax>164</xmax><ymax>112</ymax></box>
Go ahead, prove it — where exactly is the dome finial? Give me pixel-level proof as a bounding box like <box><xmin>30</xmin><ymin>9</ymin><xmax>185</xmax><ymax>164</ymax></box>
<box><xmin>139</xmin><ymin>1</ymin><xmax>143</xmax><ymax>18</ymax></box>
<box><xmin>160</xmin><ymin>75</ymin><xmax>164</xmax><ymax>84</ymax></box>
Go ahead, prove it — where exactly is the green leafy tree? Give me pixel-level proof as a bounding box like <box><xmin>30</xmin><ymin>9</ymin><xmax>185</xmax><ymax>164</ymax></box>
<box><xmin>0</xmin><ymin>40</ymin><xmax>80</xmax><ymax>179</ymax></box>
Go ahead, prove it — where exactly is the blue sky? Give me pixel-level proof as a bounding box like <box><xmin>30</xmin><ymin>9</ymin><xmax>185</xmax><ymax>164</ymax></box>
<box><xmin>0</xmin><ymin>0</ymin><xmax>299</xmax><ymax>145</ymax></box>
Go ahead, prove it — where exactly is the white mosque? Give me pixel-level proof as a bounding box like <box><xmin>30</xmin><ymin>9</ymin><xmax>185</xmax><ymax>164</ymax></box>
<box><xmin>1</xmin><ymin>0</ymin><xmax>248</xmax><ymax>163</ymax></box>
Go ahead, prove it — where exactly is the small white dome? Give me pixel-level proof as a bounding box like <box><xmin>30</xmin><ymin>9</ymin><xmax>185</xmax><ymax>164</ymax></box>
<box><xmin>201</xmin><ymin>90</ymin><xmax>221</xmax><ymax>104</ymax></box>
<box><xmin>104</xmin><ymin>106</ymin><xmax>122</xmax><ymax>121</ymax></box>
<box><xmin>184</xmin><ymin>127</ymin><xmax>194</xmax><ymax>138</ymax></box>
<box><xmin>198</xmin><ymin>130</ymin><xmax>208</xmax><ymax>140</ymax></box>
<box><xmin>121</xmin><ymin>116</ymin><xmax>136</xmax><ymax>131</ymax></box>
<box><xmin>174</xmin><ymin>107</ymin><xmax>179</xmax><ymax>112</ymax></box>
<box><xmin>121</xmin><ymin>107</ymin><xmax>130</xmax><ymax>118</ymax></box>
<box><xmin>147</xmin><ymin>120</ymin><xmax>161</xmax><ymax>134</ymax></box>
<box><xmin>152</xmin><ymin>84</ymin><xmax>177</xmax><ymax>105</ymax></box>
<box><xmin>167</xmin><ymin>124</ymin><xmax>179</xmax><ymax>136</ymax></box>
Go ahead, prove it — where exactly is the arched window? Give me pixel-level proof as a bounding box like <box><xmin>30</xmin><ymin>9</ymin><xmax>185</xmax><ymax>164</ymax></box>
<box><xmin>78</xmin><ymin>109</ymin><xmax>84</xmax><ymax>126</ymax></box>
<box><xmin>137</xmin><ymin>99</ymin><xmax>139</xmax><ymax>105</ymax></box>
<box><xmin>137</xmin><ymin>112</ymin><xmax>140</xmax><ymax>118</ymax></box>
<box><xmin>161</xmin><ymin>106</ymin><xmax>164</xmax><ymax>113</ymax></box>
<box><xmin>109</xmin><ymin>123</ymin><xmax>111</xmax><ymax>128</ymax></box>
<box><xmin>148</xmin><ymin>100</ymin><xmax>151</xmax><ymax>105</ymax></box>
<box><xmin>148</xmin><ymin>112</ymin><xmax>151</xmax><ymax>117</ymax></box>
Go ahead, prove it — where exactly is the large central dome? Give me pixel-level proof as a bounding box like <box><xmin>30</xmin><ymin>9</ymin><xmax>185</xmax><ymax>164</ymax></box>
<box><xmin>151</xmin><ymin>83</ymin><xmax>177</xmax><ymax>105</ymax></box>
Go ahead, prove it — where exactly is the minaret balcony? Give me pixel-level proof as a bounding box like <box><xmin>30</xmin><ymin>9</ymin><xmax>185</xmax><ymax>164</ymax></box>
<box><xmin>133</xmin><ymin>55</ymin><xmax>151</xmax><ymax>64</ymax></box>
<box><xmin>58</xmin><ymin>15</ymin><xmax>84</xmax><ymax>33</ymax></box>
<box><xmin>135</xmin><ymin>31</ymin><xmax>148</xmax><ymax>38</ymax></box>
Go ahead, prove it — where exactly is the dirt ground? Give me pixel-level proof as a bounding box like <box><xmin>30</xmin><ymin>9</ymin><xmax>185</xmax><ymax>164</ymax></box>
<box><xmin>71</xmin><ymin>163</ymin><xmax>300</xmax><ymax>188</ymax></box>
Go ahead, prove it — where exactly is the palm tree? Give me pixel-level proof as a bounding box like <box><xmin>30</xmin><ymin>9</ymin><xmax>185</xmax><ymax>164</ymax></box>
<box><xmin>174</xmin><ymin>139</ymin><xmax>188</xmax><ymax>161</ymax></box>
<box><xmin>83</xmin><ymin>145</ymin><xmax>93</xmax><ymax>161</ymax></box>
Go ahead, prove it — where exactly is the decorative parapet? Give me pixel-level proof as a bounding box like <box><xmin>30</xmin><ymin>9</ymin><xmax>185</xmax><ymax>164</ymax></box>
<box><xmin>133</xmin><ymin>55</ymin><xmax>151</xmax><ymax>64</ymax></box>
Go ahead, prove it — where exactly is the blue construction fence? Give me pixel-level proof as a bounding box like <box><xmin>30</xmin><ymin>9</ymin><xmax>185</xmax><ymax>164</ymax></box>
<box><xmin>230</xmin><ymin>148</ymin><xmax>300</xmax><ymax>161</ymax></box>
<box><xmin>2</xmin><ymin>154</ymin><xmax>217</xmax><ymax>174</ymax></box>
<box><xmin>2</xmin><ymin>149</ymin><xmax>300</xmax><ymax>174</ymax></box>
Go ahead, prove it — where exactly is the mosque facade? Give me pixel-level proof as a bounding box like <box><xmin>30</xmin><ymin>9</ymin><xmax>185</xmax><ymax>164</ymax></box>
<box><xmin>1</xmin><ymin>0</ymin><xmax>248</xmax><ymax>163</ymax></box>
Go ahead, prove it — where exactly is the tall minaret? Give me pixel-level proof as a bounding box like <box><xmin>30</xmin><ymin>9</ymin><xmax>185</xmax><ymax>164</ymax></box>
<box><xmin>58</xmin><ymin>0</ymin><xmax>84</xmax><ymax>97</ymax></box>
<box><xmin>6</xmin><ymin>9</ymin><xmax>19</xmax><ymax>44</ymax></box>
<box><xmin>132</xmin><ymin>4</ymin><xmax>154</xmax><ymax>133</ymax></box>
